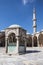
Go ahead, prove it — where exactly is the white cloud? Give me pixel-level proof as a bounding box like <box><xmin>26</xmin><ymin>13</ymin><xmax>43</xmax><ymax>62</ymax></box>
<box><xmin>28</xmin><ymin>0</ymin><xmax>35</xmax><ymax>3</ymax></box>
<box><xmin>22</xmin><ymin>0</ymin><xmax>35</xmax><ymax>5</ymax></box>
<box><xmin>22</xmin><ymin>0</ymin><xmax>28</xmax><ymax>5</ymax></box>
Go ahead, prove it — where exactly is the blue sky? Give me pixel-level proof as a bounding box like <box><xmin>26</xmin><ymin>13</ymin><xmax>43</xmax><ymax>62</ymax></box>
<box><xmin>0</xmin><ymin>0</ymin><xmax>43</xmax><ymax>34</ymax></box>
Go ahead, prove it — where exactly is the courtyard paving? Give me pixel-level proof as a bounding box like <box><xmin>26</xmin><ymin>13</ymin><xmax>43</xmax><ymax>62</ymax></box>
<box><xmin>0</xmin><ymin>47</ymin><xmax>43</xmax><ymax>65</ymax></box>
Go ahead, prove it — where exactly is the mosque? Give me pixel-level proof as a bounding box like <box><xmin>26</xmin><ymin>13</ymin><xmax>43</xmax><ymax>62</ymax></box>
<box><xmin>0</xmin><ymin>8</ymin><xmax>43</xmax><ymax>54</ymax></box>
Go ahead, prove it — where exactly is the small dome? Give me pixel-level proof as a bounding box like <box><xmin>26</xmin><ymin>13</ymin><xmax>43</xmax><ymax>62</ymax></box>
<box><xmin>9</xmin><ymin>24</ymin><xmax>21</xmax><ymax>28</ymax></box>
<box><xmin>26</xmin><ymin>32</ymin><xmax>30</xmax><ymax>35</ymax></box>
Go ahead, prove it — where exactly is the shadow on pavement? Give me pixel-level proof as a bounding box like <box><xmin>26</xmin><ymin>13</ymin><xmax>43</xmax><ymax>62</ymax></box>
<box><xmin>26</xmin><ymin>50</ymin><xmax>41</xmax><ymax>54</ymax></box>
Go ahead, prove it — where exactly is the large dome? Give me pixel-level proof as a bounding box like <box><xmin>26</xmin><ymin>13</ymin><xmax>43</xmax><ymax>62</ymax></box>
<box><xmin>9</xmin><ymin>24</ymin><xmax>21</xmax><ymax>28</ymax></box>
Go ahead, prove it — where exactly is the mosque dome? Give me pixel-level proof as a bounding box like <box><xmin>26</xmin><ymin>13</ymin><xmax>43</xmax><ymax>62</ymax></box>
<box><xmin>9</xmin><ymin>24</ymin><xmax>21</xmax><ymax>28</ymax></box>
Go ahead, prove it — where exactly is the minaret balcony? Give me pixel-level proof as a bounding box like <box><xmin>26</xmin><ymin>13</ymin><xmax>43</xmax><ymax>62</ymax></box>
<box><xmin>33</xmin><ymin>18</ymin><xmax>37</xmax><ymax>21</ymax></box>
<box><xmin>33</xmin><ymin>25</ymin><xmax>36</xmax><ymax>28</ymax></box>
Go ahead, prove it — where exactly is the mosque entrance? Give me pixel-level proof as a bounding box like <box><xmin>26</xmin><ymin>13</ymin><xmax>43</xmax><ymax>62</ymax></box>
<box><xmin>8</xmin><ymin>33</ymin><xmax>17</xmax><ymax>53</ymax></box>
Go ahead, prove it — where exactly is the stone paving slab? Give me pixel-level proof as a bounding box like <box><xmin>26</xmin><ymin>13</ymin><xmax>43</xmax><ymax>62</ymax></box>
<box><xmin>0</xmin><ymin>60</ymin><xmax>43</xmax><ymax>65</ymax></box>
<box><xmin>0</xmin><ymin>47</ymin><xmax>43</xmax><ymax>65</ymax></box>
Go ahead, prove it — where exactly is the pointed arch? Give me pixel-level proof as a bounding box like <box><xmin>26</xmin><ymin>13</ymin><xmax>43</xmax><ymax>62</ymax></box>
<box><xmin>8</xmin><ymin>33</ymin><xmax>17</xmax><ymax>46</ymax></box>
<box><xmin>38</xmin><ymin>33</ymin><xmax>43</xmax><ymax>47</ymax></box>
<box><xmin>27</xmin><ymin>35</ymin><xmax>32</xmax><ymax>47</ymax></box>
<box><xmin>33</xmin><ymin>36</ymin><xmax>37</xmax><ymax>47</ymax></box>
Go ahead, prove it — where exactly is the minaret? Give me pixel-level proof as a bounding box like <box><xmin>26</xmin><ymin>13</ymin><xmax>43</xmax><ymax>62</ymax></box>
<box><xmin>33</xmin><ymin>8</ymin><xmax>37</xmax><ymax>34</ymax></box>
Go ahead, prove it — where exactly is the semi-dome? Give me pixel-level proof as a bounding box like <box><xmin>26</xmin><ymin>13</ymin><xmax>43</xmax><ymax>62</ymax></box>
<box><xmin>9</xmin><ymin>24</ymin><xmax>21</xmax><ymax>28</ymax></box>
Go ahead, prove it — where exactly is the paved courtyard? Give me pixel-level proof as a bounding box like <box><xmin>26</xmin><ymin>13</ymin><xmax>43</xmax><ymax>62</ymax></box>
<box><xmin>0</xmin><ymin>47</ymin><xmax>43</xmax><ymax>65</ymax></box>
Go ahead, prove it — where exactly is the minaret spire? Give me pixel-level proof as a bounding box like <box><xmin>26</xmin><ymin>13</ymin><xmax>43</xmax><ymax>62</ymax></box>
<box><xmin>33</xmin><ymin>8</ymin><xmax>37</xmax><ymax>34</ymax></box>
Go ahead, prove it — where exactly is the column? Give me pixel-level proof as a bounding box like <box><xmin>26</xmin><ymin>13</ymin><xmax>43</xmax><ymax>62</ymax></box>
<box><xmin>5</xmin><ymin>37</ymin><xmax>8</xmax><ymax>53</ymax></box>
<box><xmin>32</xmin><ymin>36</ymin><xmax>34</xmax><ymax>47</ymax></box>
<box><xmin>16</xmin><ymin>36</ymin><xmax>19</xmax><ymax>53</ymax></box>
<box><xmin>25</xmin><ymin>40</ymin><xmax>26</xmax><ymax>52</ymax></box>
<box><xmin>37</xmin><ymin>37</ymin><xmax>39</xmax><ymax>47</ymax></box>
<box><xmin>25</xmin><ymin>38</ymin><xmax>26</xmax><ymax>52</ymax></box>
